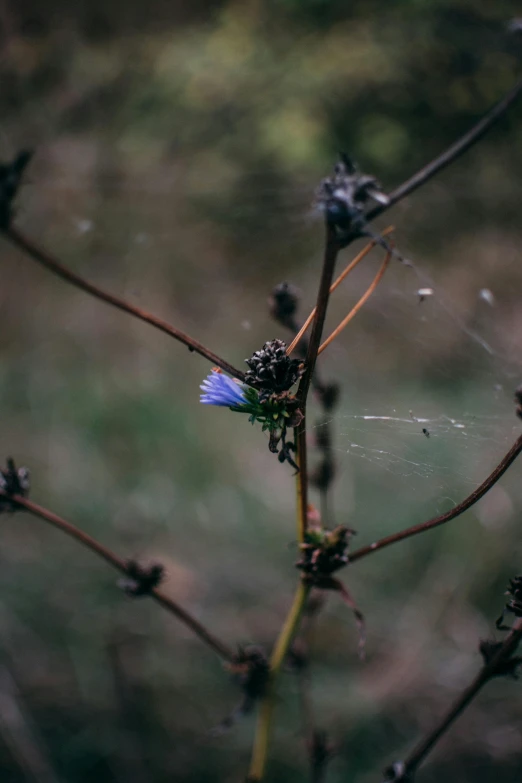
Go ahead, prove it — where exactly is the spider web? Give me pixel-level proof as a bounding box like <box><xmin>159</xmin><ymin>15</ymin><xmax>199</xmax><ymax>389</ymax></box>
<box><xmin>12</xmin><ymin>157</ymin><xmax>522</xmax><ymax>534</ymax></box>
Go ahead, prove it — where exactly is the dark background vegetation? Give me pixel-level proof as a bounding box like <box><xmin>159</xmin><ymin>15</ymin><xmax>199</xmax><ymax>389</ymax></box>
<box><xmin>1</xmin><ymin>1</ymin><xmax>522</xmax><ymax>781</ymax></box>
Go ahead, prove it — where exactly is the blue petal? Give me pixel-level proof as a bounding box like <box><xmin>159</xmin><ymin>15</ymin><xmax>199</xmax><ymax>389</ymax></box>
<box><xmin>200</xmin><ymin>372</ymin><xmax>248</xmax><ymax>407</ymax></box>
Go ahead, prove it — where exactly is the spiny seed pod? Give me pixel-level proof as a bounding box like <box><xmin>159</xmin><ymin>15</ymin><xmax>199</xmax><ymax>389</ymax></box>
<box><xmin>245</xmin><ymin>339</ymin><xmax>303</xmax><ymax>400</ymax></box>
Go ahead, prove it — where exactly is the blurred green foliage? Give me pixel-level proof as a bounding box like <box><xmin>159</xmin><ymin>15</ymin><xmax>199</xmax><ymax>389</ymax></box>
<box><xmin>1</xmin><ymin>1</ymin><xmax>522</xmax><ymax>781</ymax></box>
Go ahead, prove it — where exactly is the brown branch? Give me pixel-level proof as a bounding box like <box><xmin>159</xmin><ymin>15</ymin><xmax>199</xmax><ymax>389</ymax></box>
<box><xmin>366</xmin><ymin>75</ymin><xmax>522</xmax><ymax>223</ymax></box>
<box><xmin>349</xmin><ymin>433</ymin><xmax>522</xmax><ymax>565</ymax></box>
<box><xmin>1</xmin><ymin>488</ymin><xmax>236</xmax><ymax>663</ymax></box>
<box><xmin>297</xmin><ymin>222</ymin><xmax>340</xmax><ymax>407</ymax></box>
<box><xmin>387</xmin><ymin>618</ymin><xmax>522</xmax><ymax>782</ymax></box>
<box><xmin>293</xmin><ymin>222</ymin><xmax>341</xmax><ymax>540</ymax></box>
<box><xmin>2</xmin><ymin>226</ymin><xmax>246</xmax><ymax>382</ymax></box>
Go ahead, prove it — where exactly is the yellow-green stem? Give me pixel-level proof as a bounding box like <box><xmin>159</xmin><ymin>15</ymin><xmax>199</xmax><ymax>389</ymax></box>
<box><xmin>295</xmin><ymin>421</ymin><xmax>308</xmax><ymax>544</ymax></box>
<box><xmin>247</xmin><ymin>582</ymin><xmax>310</xmax><ymax>782</ymax></box>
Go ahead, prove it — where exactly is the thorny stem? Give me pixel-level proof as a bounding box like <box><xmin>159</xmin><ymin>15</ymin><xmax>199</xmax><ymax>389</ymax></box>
<box><xmin>247</xmin><ymin>582</ymin><xmax>310</xmax><ymax>782</ymax></box>
<box><xmin>391</xmin><ymin>617</ymin><xmax>522</xmax><ymax>781</ymax></box>
<box><xmin>349</xmin><ymin>433</ymin><xmax>522</xmax><ymax>564</ymax></box>
<box><xmin>3</xmin><ymin>226</ymin><xmax>246</xmax><ymax>382</ymax></box>
<box><xmin>1</xmin><ymin>489</ymin><xmax>236</xmax><ymax>663</ymax></box>
<box><xmin>366</xmin><ymin>75</ymin><xmax>522</xmax><ymax>223</ymax></box>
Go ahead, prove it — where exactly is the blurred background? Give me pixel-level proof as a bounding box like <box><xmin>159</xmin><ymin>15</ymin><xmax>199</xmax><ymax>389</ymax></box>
<box><xmin>1</xmin><ymin>1</ymin><xmax>522</xmax><ymax>781</ymax></box>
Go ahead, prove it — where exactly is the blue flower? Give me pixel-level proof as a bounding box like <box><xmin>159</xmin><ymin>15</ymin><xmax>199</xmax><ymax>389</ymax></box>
<box><xmin>200</xmin><ymin>372</ymin><xmax>248</xmax><ymax>408</ymax></box>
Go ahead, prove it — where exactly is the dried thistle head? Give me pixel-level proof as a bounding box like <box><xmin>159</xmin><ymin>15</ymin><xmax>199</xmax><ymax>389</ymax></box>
<box><xmin>316</xmin><ymin>153</ymin><xmax>388</xmax><ymax>243</ymax></box>
<box><xmin>0</xmin><ymin>458</ymin><xmax>30</xmax><ymax>511</ymax></box>
<box><xmin>245</xmin><ymin>339</ymin><xmax>303</xmax><ymax>401</ymax></box>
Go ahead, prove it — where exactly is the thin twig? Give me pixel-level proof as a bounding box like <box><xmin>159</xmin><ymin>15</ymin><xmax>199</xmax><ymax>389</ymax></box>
<box><xmin>318</xmin><ymin>245</ymin><xmax>391</xmax><ymax>356</ymax></box>
<box><xmin>286</xmin><ymin>226</ymin><xmax>394</xmax><ymax>356</ymax></box>
<box><xmin>349</xmin><ymin>433</ymin><xmax>522</xmax><ymax>564</ymax></box>
<box><xmin>1</xmin><ymin>489</ymin><xmax>236</xmax><ymax>663</ymax></box>
<box><xmin>366</xmin><ymin>75</ymin><xmax>522</xmax><ymax>223</ymax></box>
<box><xmin>390</xmin><ymin>617</ymin><xmax>522</xmax><ymax>781</ymax></box>
<box><xmin>3</xmin><ymin>226</ymin><xmax>246</xmax><ymax>382</ymax></box>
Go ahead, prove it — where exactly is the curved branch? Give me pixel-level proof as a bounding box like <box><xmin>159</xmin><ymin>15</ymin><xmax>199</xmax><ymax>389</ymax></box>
<box><xmin>3</xmin><ymin>226</ymin><xmax>246</xmax><ymax>382</ymax></box>
<box><xmin>1</xmin><ymin>489</ymin><xmax>236</xmax><ymax>663</ymax></box>
<box><xmin>349</xmin><ymin>433</ymin><xmax>522</xmax><ymax>564</ymax></box>
<box><xmin>387</xmin><ymin>618</ymin><xmax>522</xmax><ymax>782</ymax></box>
<box><xmin>367</xmin><ymin>75</ymin><xmax>522</xmax><ymax>222</ymax></box>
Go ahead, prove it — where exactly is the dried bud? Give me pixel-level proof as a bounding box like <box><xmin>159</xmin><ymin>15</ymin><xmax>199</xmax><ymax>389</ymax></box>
<box><xmin>0</xmin><ymin>150</ymin><xmax>33</xmax><ymax>229</ymax></box>
<box><xmin>383</xmin><ymin>761</ymin><xmax>410</xmax><ymax>782</ymax></box>
<box><xmin>309</xmin><ymin>731</ymin><xmax>336</xmax><ymax>779</ymax></box>
<box><xmin>505</xmin><ymin>575</ymin><xmax>522</xmax><ymax>618</ymax></box>
<box><xmin>212</xmin><ymin>646</ymin><xmax>269</xmax><ymax>736</ymax></box>
<box><xmin>269</xmin><ymin>282</ymin><xmax>299</xmax><ymax>329</ymax></box>
<box><xmin>245</xmin><ymin>339</ymin><xmax>303</xmax><ymax>400</ymax></box>
<box><xmin>479</xmin><ymin>638</ymin><xmax>521</xmax><ymax>679</ymax></box>
<box><xmin>310</xmin><ymin>458</ymin><xmax>336</xmax><ymax>492</ymax></box>
<box><xmin>119</xmin><ymin>560</ymin><xmax>165</xmax><ymax>597</ymax></box>
<box><xmin>229</xmin><ymin>646</ymin><xmax>269</xmax><ymax>704</ymax></box>
<box><xmin>316</xmin><ymin>154</ymin><xmax>388</xmax><ymax>243</ymax></box>
<box><xmin>0</xmin><ymin>457</ymin><xmax>30</xmax><ymax>511</ymax></box>
<box><xmin>297</xmin><ymin>525</ymin><xmax>352</xmax><ymax>578</ymax></box>
<box><xmin>316</xmin><ymin>381</ymin><xmax>340</xmax><ymax>411</ymax></box>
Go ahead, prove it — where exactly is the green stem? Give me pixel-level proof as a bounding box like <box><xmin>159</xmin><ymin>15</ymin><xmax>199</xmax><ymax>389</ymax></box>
<box><xmin>247</xmin><ymin>582</ymin><xmax>310</xmax><ymax>782</ymax></box>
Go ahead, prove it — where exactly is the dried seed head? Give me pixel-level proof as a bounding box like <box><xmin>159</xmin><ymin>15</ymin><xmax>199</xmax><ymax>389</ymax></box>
<box><xmin>245</xmin><ymin>339</ymin><xmax>303</xmax><ymax>400</ymax></box>
<box><xmin>316</xmin><ymin>153</ymin><xmax>388</xmax><ymax>242</ymax></box>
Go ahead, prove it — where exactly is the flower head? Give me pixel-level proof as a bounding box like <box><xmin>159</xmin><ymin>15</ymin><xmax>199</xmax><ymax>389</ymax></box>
<box><xmin>244</xmin><ymin>339</ymin><xmax>303</xmax><ymax>401</ymax></box>
<box><xmin>200</xmin><ymin>371</ymin><xmax>248</xmax><ymax>408</ymax></box>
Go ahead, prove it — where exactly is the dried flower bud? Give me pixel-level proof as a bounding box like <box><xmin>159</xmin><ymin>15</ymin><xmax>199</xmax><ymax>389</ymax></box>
<box><xmin>479</xmin><ymin>638</ymin><xmax>521</xmax><ymax>678</ymax></box>
<box><xmin>297</xmin><ymin>525</ymin><xmax>352</xmax><ymax>577</ymax></box>
<box><xmin>316</xmin><ymin>381</ymin><xmax>340</xmax><ymax>411</ymax></box>
<box><xmin>0</xmin><ymin>457</ymin><xmax>30</xmax><ymax>511</ymax></box>
<box><xmin>0</xmin><ymin>150</ymin><xmax>33</xmax><ymax>229</ymax></box>
<box><xmin>505</xmin><ymin>575</ymin><xmax>522</xmax><ymax>618</ymax></box>
<box><xmin>316</xmin><ymin>154</ymin><xmax>388</xmax><ymax>243</ymax></box>
<box><xmin>269</xmin><ymin>282</ymin><xmax>299</xmax><ymax>329</ymax></box>
<box><xmin>119</xmin><ymin>560</ymin><xmax>165</xmax><ymax>597</ymax></box>
<box><xmin>229</xmin><ymin>646</ymin><xmax>269</xmax><ymax>704</ymax></box>
<box><xmin>245</xmin><ymin>338</ymin><xmax>303</xmax><ymax>400</ymax></box>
